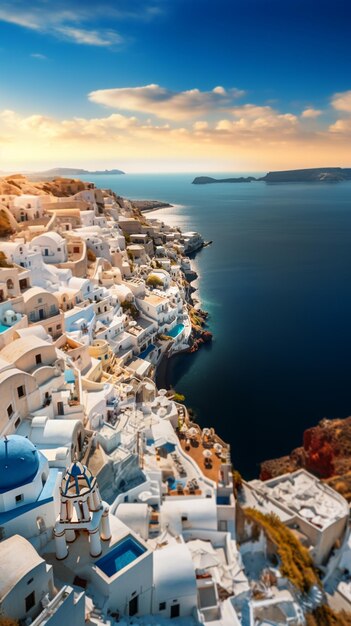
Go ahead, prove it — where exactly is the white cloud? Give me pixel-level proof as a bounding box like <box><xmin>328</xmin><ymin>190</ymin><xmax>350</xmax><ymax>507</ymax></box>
<box><xmin>0</xmin><ymin>4</ymin><xmax>123</xmax><ymax>47</ymax></box>
<box><xmin>331</xmin><ymin>90</ymin><xmax>351</xmax><ymax>113</ymax></box>
<box><xmin>30</xmin><ymin>53</ymin><xmax>47</xmax><ymax>60</ymax></box>
<box><xmin>301</xmin><ymin>108</ymin><xmax>322</xmax><ymax>118</ymax></box>
<box><xmin>56</xmin><ymin>27</ymin><xmax>123</xmax><ymax>46</ymax></box>
<box><xmin>88</xmin><ymin>84</ymin><xmax>245</xmax><ymax>120</ymax></box>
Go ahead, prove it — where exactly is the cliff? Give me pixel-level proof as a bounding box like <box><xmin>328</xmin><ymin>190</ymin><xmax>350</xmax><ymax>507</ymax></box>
<box><xmin>131</xmin><ymin>200</ymin><xmax>172</xmax><ymax>211</ymax></box>
<box><xmin>260</xmin><ymin>416</ymin><xmax>351</xmax><ymax>501</ymax></box>
<box><xmin>192</xmin><ymin>168</ymin><xmax>351</xmax><ymax>185</ymax></box>
<box><xmin>260</xmin><ymin>167</ymin><xmax>351</xmax><ymax>183</ymax></box>
<box><xmin>0</xmin><ymin>174</ymin><xmax>87</xmax><ymax>197</ymax></box>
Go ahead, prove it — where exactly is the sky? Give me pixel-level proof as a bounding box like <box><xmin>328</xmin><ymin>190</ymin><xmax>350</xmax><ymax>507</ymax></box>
<box><xmin>0</xmin><ymin>0</ymin><xmax>351</xmax><ymax>172</ymax></box>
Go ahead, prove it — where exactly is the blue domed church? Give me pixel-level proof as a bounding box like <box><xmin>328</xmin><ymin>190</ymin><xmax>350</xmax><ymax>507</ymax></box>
<box><xmin>0</xmin><ymin>434</ymin><xmax>61</xmax><ymax>546</ymax></box>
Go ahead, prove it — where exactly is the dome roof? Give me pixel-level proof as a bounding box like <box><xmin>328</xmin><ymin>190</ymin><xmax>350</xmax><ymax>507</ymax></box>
<box><xmin>61</xmin><ymin>461</ymin><xmax>94</xmax><ymax>498</ymax></box>
<box><xmin>0</xmin><ymin>435</ymin><xmax>40</xmax><ymax>492</ymax></box>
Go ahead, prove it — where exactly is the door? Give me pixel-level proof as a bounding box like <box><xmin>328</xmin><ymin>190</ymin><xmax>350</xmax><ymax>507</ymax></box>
<box><xmin>129</xmin><ymin>595</ymin><xmax>138</xmax><ymax>616</ymax></box>
<box><xmin>171</xmin><ymin>604</ymin><xmax>180</xmax><ymax>618</ymax></box>
<box><xmin>39</xmin><ymin>309</ymin><xmax>44</xmax><ymax>320</ymax></box>
<box><xmin>57</xmin><ymin>401</ymin><xmax>64</xmax><ymax>416</ymax></box>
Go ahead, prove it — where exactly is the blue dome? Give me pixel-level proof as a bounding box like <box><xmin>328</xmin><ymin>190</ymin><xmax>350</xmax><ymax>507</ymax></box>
<box><xmin>0</xmin><ymin>435</ymin><xmax>40</xmax><ymax>492</ymax></box>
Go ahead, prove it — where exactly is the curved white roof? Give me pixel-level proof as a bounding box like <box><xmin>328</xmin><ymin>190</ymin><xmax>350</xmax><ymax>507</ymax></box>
<box><xmin>15</xmin><ymin>325</ymin><xmax>51</xmax><ymax>341</ymax></box>
<box><xmin>32</xmin><ymin>231</ymin><xmax>65</xmax><ymax>244</ymax></box>
<box><xmin>0</xmin><ymin>535</ymin><xmax>43</xmax><ymax>602</ymax></box>
<box><xmin>31</xmin><ymin>418</ymin><xmax>82</xmax><ymax>446</ymax></box>
<box><xmin>116</xmin><ymin>503</ymin><xmax>149</xmax><ymax>539</ymax></box>
<box><xmin>0</xmin><ymin>335</ymin><xmax>53</xmax><ymax>363</ymax></box>
<box><xmin>153</xmin><ymin>543</ymin><xmax>197</xmax><ymax>604</ymax></box>
<box><xmin>68</xmin><ymin>276</ymin><xmax>90</xmax><ymax>290</ymax></box>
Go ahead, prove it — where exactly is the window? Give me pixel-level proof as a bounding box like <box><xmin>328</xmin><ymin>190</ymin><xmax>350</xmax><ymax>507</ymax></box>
<box><xmin>15</xmin><ymin>418</ymin><xmax>21</xmax><ymax>428</ymax></box>
<box><xmin>17</xmin><ymin>385</ymin><xmax>25</xmax><ymax>398</ymax></box>
<box><xmin>27</xmin><ymin>578</ymin><xmax>34</xmax><ymax>585</ymax></box>
<box><xmin>7</xmin><ymin>404</ymin><xmax>13</xmax><ymax>418</ymax></box>
<box><xmin>15</xmin><ymin>494</ymin><xmax>24</xmax><ymax>504</ymax></box>
<box><xmin>159</xmin><ymin>602</ymin><xmax>166</xmax><ymax>611</ymax></box>
<box><xmin>73</xmin><ymin>246</ymin><xmax>80</xmax><ymax>254</ymax></box>
<box><xmin>56</xmin><ymin>324</ymin><xmax>61</xmax><ymax>330</ymax></box>
<box><xmin>48</xmin><ymin>327</ymin><xmax>52</xmax><ymax>333</ymax></box>
<box><xmin>57</xmin><ymin>247</ymin><xmax>61</xmax><ymax>252</ymax></box>
<box><xmin>35</xmin><ymin>354</ymin><xmax>42</xmax><ymax>365</ymax></box>
<box><xmin>38</xmin><ymin>297</ymin><xmax>43</xmax><ymax>304</ymax></box>
<box><xmin>25</xmin><ymin>591</ymin><xmax>35</xmax><ymax>612</ymax></box>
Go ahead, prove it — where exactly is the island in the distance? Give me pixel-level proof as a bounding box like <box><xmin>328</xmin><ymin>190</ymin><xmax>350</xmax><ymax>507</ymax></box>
<box><xmin>26</xmin><ymin>166</ymin><xmax>125</xmax><ymax>180</ymax></box>
<box><xmin>192</xmin><ymin>167</ymin><xmax>351</xmax><ymax>184</ymax></box>
<box><xmin>192</xmin><ymin>175</ymin><xmax>256</xmax><ymax>184</ymax></box>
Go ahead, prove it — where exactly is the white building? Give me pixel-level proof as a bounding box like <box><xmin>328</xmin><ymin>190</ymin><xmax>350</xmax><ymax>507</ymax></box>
<box><xmin>31</xmin><ymin>232</ymin><xmax>68</xmax><ymax>264</ymax></box>
<box><xmin>246</xmin><ymin>469</ymin><xmax>349</xmax><ymax>565</ymax></box>
<box><xmin>0</xmin><ymin>535</ymin><xmax>85</xmax><ymax>625</ymax></box>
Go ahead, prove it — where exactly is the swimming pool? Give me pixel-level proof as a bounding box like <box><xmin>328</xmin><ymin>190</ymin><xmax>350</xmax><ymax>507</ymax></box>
<box><xmin>0</xmin><ymin>324</ymin><xmax>9</xmax><ymax>334</ymax></box>
<box><xmin>167</xmin><ymin>323</ymin><xmax>184</xmax><ymax>338</ymax></box>
<box><xmin>139</xmin><ymin>343</ymin><xmax>155</xmax><ymax>359</ymax></box>
<box><xmin>96</xmin><ymin>536</ymin><xmax>146</xmax><ymax>576</ymax></box>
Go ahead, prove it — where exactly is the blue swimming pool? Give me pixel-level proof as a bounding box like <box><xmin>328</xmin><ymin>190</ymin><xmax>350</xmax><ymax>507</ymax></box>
<box><xmin>168</xmin><ymin>323</ymin><xmax>184</xmax><ymax>338</ymax></box>
<box><xmin>0</xmin><ymin>324</ymin><xmax>9</xmax><ymax>334</ymax></box>
<box><xmin>96</xmin><ymin>536</ymin><xmax>146</xmax><ymax>576</ymax></box>
<box><xmin>216</xmin><ymin>495</ymin><xmax>230</xmax><ymax>505</ymax></box>
<box><xmin>139</xmin><ymin>343</ymin><xmax>155</xmax><ymax>359</ymax></box>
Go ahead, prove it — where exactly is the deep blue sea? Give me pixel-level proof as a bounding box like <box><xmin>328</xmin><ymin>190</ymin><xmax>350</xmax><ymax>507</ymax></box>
<box><xmin>82</xmin><ymin>173</ymin><xmax>351</xmax><ymax>478</ymax></box>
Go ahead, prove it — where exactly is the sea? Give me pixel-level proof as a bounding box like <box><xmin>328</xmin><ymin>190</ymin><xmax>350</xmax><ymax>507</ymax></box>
<box><xmin>82</xmin><ymin>172</ymin><xmax>351</xmax><ymax>479</ymax></box>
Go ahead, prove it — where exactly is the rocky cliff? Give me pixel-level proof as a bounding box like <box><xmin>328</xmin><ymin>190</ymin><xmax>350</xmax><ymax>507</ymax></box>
<box><xmin>260</xmin><ymin>416</ymin><xmax>351</xmax><ymax>500</ymax></box>
<box><xmin>0</xmin><ymin>173</ymin><xmax>87</xmax><ymax>197</ymax></box>
<box><xmin>260</xmin><ymin>167</ymin><xmax>351</xmax><ymax>183</ymax></box>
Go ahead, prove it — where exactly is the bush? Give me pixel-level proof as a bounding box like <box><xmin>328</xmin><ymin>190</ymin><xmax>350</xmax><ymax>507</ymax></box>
<box><xmin>121</xmin><ymin>300</ymin><xmax>139</xmax><ymax>320</ymax></box>
<box><xmin>173</xmin><ymin>392</ymin><xmax>185</xmax><ymax>403</ymax></box>
<box><xmin>232</xmin><ymin>469</ymin><xmax>243</xmax><ymax>490</ymax></box>
<box><xmin>146</xmin><ymin>274</ymin><xmax>164</xmax><ymax>288</ymax></box>
<box><xmin>87</xmin><ymin>248</ymin><xmax>96</xmax><ymax>262</ymax></box>
<box><xmin>244</xmin><ymin>508</ymin><xmax>319</xmax><ymax>593</ymax></box>
<box><xmin>306</xmin><ymin>606</ymin><xmax>351</xmax><ymax>626</ymax></box>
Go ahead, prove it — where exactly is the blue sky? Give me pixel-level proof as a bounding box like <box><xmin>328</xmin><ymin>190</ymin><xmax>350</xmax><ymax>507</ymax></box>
<box><xmin>0</xmin><ymin>0</ymin><xmax>351</xmax><ymax>171</ymax></box>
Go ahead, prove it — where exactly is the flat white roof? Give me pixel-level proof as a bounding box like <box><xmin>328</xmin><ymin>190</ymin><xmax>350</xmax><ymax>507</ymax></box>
<box><xmin>252</xmin><ymin>470</ymin><xmax>348</xmax><ymax>529</ymax></box>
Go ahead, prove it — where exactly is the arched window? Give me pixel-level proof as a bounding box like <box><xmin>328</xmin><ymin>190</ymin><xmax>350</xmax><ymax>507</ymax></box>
<box><xmin>6</xmin><ymin>278</ymin><xmax>14</xmax><ymax>290</ymax></box>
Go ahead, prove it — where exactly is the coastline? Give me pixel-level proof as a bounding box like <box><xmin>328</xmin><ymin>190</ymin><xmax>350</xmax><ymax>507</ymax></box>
<box><xmin>142</xmin><ymin>201</ymin><xmax>185</xmax><ymax>214</ymax></box>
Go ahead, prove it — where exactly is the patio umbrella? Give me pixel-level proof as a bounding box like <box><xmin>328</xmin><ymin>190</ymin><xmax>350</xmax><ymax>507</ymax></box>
<box><xmin>159</xmin><ymin>388</ymin><xmax>168</xmax><ymax>396</ymax></box>
<box><xmin>203</xmin><ymin>449</ymin><xmax>212</xmax><ymax>459</ymax></box>
<box><xmin>157</xmin><ymin>407</ymin><xmax>168</xmax><ymax>418</ymax></box>
<box><xmin>213</xmin><ymin>443</ymin><xmax>223</xmax><ymax>454</ymax></box>
<box><xmin>202</xmin><ymin>428</ymin><xmax>211</xmax><ymax>436</ymax></box>
<box><xmin>138</xmin><ymin>490</ymin><xmax>153</xmax><ymax>502</ymax></box>
<box><xmin>187</xmin><ymin>427</ymin><xmax>197</xmax><ymax>437</ymax></box>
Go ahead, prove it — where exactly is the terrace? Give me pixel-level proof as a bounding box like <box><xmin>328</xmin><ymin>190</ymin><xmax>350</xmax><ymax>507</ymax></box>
<box><xmin>178</xmin><ymin>425</ymin><xmax>230</xmax><ymax>484</ymax></box>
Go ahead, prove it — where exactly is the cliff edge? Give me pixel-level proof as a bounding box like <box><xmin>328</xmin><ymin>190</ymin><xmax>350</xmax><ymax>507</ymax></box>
<box><xmin>260</xmin><ymin>416</ymin><xmax>351</xmax><ymax>501</ymax></box>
